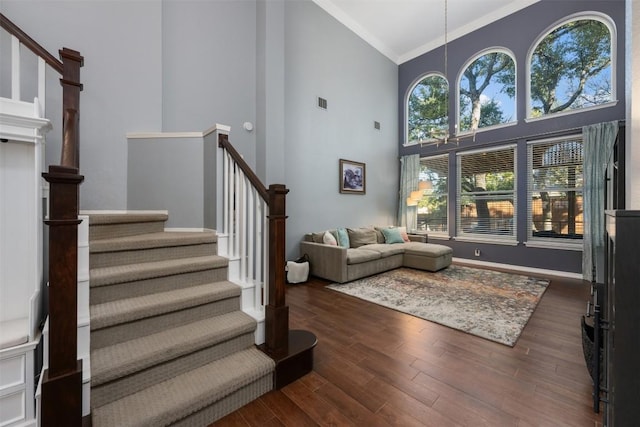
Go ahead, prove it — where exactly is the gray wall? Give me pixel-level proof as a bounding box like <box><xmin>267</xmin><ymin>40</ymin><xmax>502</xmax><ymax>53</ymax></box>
<box><xmin>2</xmin><ymin>0</ymin><xmax>398</xmax><ymax>260</ymax></box>
<box><xmin>1</xmin><ymin>0</ymin><xmax>260</xmax><ymax>209</ymax></box>
<box><xmin>161</xmin><ymin>1</ymin><xmax>258</xmax><ymax>168</ymax></box>
<box><xmin>283</xmin><ymin>1</ymin><xmax>399</xmax><ymax>259</ymax></box>
<box><xmin>398</xmin><ymin>0</ymin><xmax>626</xmax><ymax>273</ymax></box>
<box><xmin>128</xmin><ymin>137</ymin><xmax>204</xmax><ymax>228</ymax></box>
<box><xmin>0</xmin><ymin>0</ymin><xmax>164</xmax><ymax>210</ymax></box>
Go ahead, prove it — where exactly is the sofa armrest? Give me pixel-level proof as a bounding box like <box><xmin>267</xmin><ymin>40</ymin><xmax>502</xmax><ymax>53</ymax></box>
<box><xmin>300</xmin><ymin>241</ymin><xmax>348</xmax><ymax>283</ymax></box>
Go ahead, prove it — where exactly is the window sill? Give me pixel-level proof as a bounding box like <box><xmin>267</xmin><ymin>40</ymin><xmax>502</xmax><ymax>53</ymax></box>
<box><xmin>453</xmin><ymin>236</ymin><xmax>519</xmax><ymax>246</ymax></box>
<box><xmin>524</xmin><ymin>240</ymin><xmax>583</xmax><ymax>251</ymax></box>
<box><xmin>524</xmin><ymin>100</ymin><xmax>618</xmax><ymax>123</ymax></box>
<box><xmin>425</xmin><ymin>234</ymin><xmax>450</xmax><ymax>240</ymax></box>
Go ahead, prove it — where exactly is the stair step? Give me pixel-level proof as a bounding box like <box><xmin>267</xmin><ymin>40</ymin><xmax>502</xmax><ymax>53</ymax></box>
<box><xmin>90</xmin><ymin>281</ymin><xmax>241</xmax><ymax>349</ymax></box>
<box><xmin>91</xmin><ymin>347</ymin><xmax>274</xmax><ymax>427</ymax></box>
<box><xmin>90</xmin><ymin>255</ymin><xmax>229</xmax><ymax>307</ymax></box>
<box><xmin>90</xmin><ymin>255</ymin><xmax>228</xmax><ymax>288</ymax></box>
<box><xmin>91</xmin><ymin>311</ymin><xmax>255</xmax><ymax>407</ymax></box>
<box><xmin>91</xmin><ymin>311</ymin><xmax>257</xmax><ymax>388</ymax></box>
<box><xmin>90</xmin><ymin>231</ymin><xmax>217</xmax><ymax>268</ymax></box>
<box><xmin>87</xmin><ymin>212</ymin><xmax>168</xmax><ymax>241</ymax></box>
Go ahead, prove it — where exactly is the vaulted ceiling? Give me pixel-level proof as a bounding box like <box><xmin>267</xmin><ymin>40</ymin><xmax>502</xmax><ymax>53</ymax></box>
<box><xmin>312</xmin><ymin>0</ymin><xmax>541</xmax><ymax>64</ymax></box>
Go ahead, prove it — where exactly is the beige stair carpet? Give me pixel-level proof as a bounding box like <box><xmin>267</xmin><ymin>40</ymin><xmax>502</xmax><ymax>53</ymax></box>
<box><xmin>87</xmin><ymin>212</ymin><xmax>274</xmax><ymax>426</ymax></box>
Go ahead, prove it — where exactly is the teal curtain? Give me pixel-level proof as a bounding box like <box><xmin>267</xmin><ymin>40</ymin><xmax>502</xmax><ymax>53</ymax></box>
<box><xmin>398</xmin><ymin>154</ymin><xmax>420</xmax><ymax>229</ymax></box>
<box><xmin>582</xmin><ymin>121</ymin><xmax>618</xmax><ymax>281</ymax></box>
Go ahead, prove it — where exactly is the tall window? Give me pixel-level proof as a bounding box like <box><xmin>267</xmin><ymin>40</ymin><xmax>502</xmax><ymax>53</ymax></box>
<box><xmin>407</xmin><ymin>74</ymin><xmax>448</xmax><ymax>144</ymax></box>
<box><xmin>417</xmin><ymin>155</ymin><xmax>448</xmax><ymax>235</ymax></box>
<box><xmin>458</xmin><ymin>50</ymin><xmax>516</xmax><ymax>133</ymax></box>
<box><xmin>457</xmin><ymin>146</ymin><xmax>517</xmax><ymax>241</ymax></box>
<box><xmin>528</xmin><ymin>137</ymin><xmax>583</xmax><ymax>243</ymax></box>
<box><xmin>529</xmin><ymin>16</ymin><xmax>614</xmax><ymax>118</ymax></box>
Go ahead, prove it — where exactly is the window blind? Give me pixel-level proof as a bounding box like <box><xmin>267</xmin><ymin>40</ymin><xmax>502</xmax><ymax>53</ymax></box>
<box><xmin>456</xmin><ymin>145</ymin><xmax>517</xmax><ymax>240</ymax></box>
<box><xmin>419</xmin><ymin>154</ymin><xmax>448</xmax><ymax>234</ymax></box>
<box><xmin>528</xmin><ymin>137</ymin><xmax>584</xmax><ymax>240</ymax></box>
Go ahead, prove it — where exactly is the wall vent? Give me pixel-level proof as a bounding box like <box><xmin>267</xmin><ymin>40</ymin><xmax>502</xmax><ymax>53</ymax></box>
<box><xmin>374</xmin><ymin>121</ymin><xmax>381</xmax><ymax>130</ymax></box>
<box><xmin>317</xmin><ymin>97</ymin><xmax>327</xmax><ymax>110</ymax></box>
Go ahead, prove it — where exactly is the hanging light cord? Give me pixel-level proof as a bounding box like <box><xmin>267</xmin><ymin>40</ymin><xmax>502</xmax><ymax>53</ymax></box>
<box><xmin>444</xmin><ymin>0</ymin><xmax>448</xmax><ymax>77</ymax></box>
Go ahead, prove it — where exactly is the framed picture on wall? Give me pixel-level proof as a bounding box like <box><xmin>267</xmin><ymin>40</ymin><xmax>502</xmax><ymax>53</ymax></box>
<box><xmin>339</xmin><ymin>159</ymin><xmax>366</xmax><ymax>194</ymax></box>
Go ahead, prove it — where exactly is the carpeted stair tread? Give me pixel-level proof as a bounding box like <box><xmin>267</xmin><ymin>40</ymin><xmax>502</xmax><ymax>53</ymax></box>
<box><xmin>91</xmin><ymin>347</ymin><xmax>274</xmax><ymax>427</ymax></box>
<box><xmin>90</xmin><ymin>255</ymin><xmax>228</xmax><ymax>287</ymax></box>
<box><xmin>88</xmin><ymin>212</ymin><xmax>169</xmax><ymax>225</ymax></box>
<box><xmin>91</xmin><ymin>230</ymin><xmax>217</xmax><ymax>254</ymax></box>
<box><xmin>91</xmin><ymin>281</ymin><xmax>241</xmax><ymax>330</ymax></box>
<box><xmin>91</xmin><ymin>311</ymin><xmax>257</xmax><ymax>387</ymax></box>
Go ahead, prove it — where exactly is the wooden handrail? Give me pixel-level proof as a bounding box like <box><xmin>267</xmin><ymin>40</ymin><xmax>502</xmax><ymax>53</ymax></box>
<box><xmin>218</xmin><ymin>133</ymin><xmax>269</xmax><ymax>202</ymax></box>
<box><xmin>0</xmin><ymin>13</ymin><xmax>63</xmax><ymax>74</ymax></box>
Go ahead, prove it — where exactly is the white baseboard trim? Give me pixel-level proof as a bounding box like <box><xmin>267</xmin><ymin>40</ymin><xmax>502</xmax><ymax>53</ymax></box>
<box><xmin>452</xmin><ymin>257</ymin><xmax>583</xmax><ymax>280</ymax></box>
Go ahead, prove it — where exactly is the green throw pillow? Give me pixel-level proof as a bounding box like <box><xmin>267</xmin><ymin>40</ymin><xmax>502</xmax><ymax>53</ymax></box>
<box><xmin>336</xmin><ymin>227</ymin><xmax>350</xmax><ymax>248</ymax></box>
<box><xmin>381</xmin><ymin>227</ymin><xmax>405</xmax><ymax>244</ymax></box>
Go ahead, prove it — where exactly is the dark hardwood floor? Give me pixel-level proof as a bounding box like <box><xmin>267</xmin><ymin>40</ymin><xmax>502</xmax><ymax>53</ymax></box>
<box><xmin>213</xmin><ymin>265</ymin><xmax>602</xmax><ymax>426</ymax></box>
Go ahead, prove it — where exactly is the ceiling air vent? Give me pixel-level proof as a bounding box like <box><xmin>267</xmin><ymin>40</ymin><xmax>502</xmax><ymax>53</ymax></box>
<box><xmin>317</xmin><ymin>97</ymin><xmax>328</xmax><ymax>110</ymax></box>
<box><xmin>374</xmin><ymin>121</ymin><xmax>381</xmax><ymax>130</ymax></box>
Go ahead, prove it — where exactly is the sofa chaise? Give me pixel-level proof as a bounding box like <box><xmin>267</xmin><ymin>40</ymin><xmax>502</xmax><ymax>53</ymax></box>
<box><xmin>300</xmin><ymin>226</ymin><xmax>453</xmax><ymax>283</ymax></box>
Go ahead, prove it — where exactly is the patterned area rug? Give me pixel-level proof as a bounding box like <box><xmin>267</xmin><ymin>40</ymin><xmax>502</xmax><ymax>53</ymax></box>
<box><xmin>327</xmin><ymin>265</ymin><xmax>549</xmax><ymax>346</ymax></box>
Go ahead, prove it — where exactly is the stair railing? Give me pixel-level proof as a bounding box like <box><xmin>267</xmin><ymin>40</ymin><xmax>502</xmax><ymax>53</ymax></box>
<box><xmin>1</xmin><ymin>13</ymin><xmax>85</xmax><ymax>426</ymax></box>
<box><xmin>217</xmin><ymin>132</ymin><xmax>289</xmax><ymax>353</ymax></box>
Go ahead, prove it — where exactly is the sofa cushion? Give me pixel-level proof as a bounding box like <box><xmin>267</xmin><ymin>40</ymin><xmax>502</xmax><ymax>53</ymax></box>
<box><xmin>362</xmin><ymin>243</ymin><xmax>407</xmax><ymax>257</ymax></box>
<box><xmin>380</xmin><ymin>227</ymin><xmax>405</xmax><ymax>244</ymax></box>
<box><xmin>373</xmin><ymin>227</ymin><xmax>385</xmax><ymax>243</ymax></box>
<box><xmin>403</xmin><ymin>242</ymin><xmax>453</xmax><ymax>258</ymax></box>
<box><xmin>347</xmin><ymin>227</ymin><xmax>377</xmax><ymax>248</ymax></box>
<box><xmin>346</xmin><ymin>248</ymin><xmax>382</xmax><ymax>265</ymax></box>
<box><xmin>311</xmin><ymin>232</ymin><xmax>325</xmax><ymax>243</ymax></box>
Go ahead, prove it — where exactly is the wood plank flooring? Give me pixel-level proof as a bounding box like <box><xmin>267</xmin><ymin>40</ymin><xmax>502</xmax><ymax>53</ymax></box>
<box><xmin>213</xmin><ymin>265</ymin><xmax>603</xmax><ymax>426</ymax></box>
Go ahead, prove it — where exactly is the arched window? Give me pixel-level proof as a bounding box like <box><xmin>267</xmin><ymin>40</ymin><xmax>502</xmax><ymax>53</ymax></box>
<box><xmin>458</xmin><ymin>49</ymin><xmax>516</xmax><ymax>134</ymax></box>
<box><xmin>528</xmin><ymin>14</ymin><xmax>615</xmax><ymax>119</ymax></box>
<box><xmin>406</xmin><ymin>74</ymin><xmax>448</xmax><ymax>144</ymax></box>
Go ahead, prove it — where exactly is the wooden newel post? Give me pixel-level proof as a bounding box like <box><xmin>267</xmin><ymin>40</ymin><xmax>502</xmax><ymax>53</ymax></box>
<box><xmin>59</xmin><ymin>48</ymin><xmax>83</xmax><ymax>169</ymax></box>
<box><xmin>41</xmin><ymin>46</ymin><xmax>84</xmax><ymax>427</ymax></box>
<box><xmin>265</xmin><ymin>183</ymin><xmax>290</xmax><ymax>354</ymax></box>
<box><xmin>41</xmin><ymin>166</ymin><xmax>84</xmax><ymax>426</ymax></box>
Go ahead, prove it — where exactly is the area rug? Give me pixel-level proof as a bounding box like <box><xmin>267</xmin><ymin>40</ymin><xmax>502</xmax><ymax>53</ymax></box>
<box><xmin>326</xmin><ymin>266</ymin><xmax>549</xmax><ymax>346</ymax></box>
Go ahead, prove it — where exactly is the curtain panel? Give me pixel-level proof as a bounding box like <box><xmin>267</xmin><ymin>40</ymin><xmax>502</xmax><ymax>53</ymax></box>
<box><xmin>398</xmin><ymin>154</ymin><xmax>420</xmax><ymax>229</ymax></box>
<box><xmin>582</xmin><ymin>120</ymin><xmax>618</xmax><ymax>281</ymax></box>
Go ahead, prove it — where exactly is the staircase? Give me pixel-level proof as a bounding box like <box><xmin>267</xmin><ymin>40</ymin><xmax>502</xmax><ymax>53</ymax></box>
<box><xmin>87</xmin><ymin>212</ymin><xmax>274</xmax><ymax>426</ymax></box>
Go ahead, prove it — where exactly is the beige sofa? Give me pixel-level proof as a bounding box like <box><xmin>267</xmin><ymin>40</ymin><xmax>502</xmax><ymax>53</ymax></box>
<box><xmin>300</xmin><ymin>227</ymin><xmax>453</xmax><ymax>283</ymax></box>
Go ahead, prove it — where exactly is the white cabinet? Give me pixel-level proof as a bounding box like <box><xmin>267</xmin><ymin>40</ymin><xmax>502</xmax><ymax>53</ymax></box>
<box><xmin>0</xmin><ymin>97</ymin><xmax>51</xmax><ymax>427</ymax></box>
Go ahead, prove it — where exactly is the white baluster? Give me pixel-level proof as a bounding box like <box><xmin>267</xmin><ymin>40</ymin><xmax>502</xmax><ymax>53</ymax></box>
<box><xmin>11</xmin><ymin>36</ymin><xmax>20</xmax><ymax>100</ymax></box>
<box><xmin>263</xmin><ymin>205</ymin><xmax>269</xmax><ymax>309</ymax></box>
<box><xmin>247</xmin><ymin>183</ymin><xmax>255</xmax><ymax>289</ymax></box>
<box><xmin>238</xmin><ymin>171</ymin><xmax>246</xmax><ymax>282</ymax></box>
<box><xmin>38</xmin><ymin>57</ymin><xmax>46</xmax><ymax>117</ymax></box>
<box><xmin>255</xmin><ymin>199</ymin><xmax>263</xmax><ymax>308</ymax></box>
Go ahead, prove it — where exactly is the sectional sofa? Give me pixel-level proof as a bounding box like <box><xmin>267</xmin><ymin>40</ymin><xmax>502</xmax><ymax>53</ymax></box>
<box><xmin>300</xmin><ymin>226</ymin><xmax>453</xmax><ymax>283</ymax></box>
